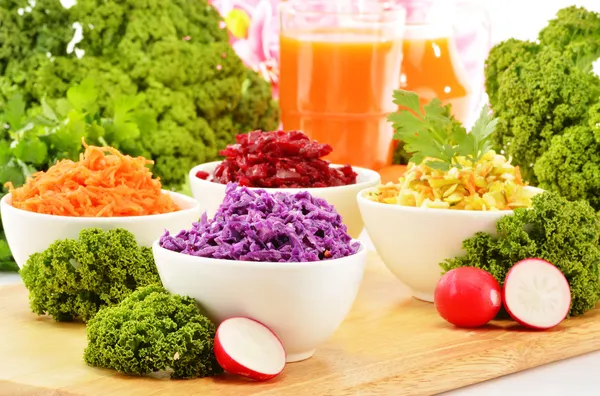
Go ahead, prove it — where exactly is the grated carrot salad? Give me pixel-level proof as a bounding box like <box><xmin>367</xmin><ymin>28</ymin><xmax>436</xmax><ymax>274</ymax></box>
<box><xmin>6</xmin><ymin>143</ymin><xmax>180</xmax><ymax>217</ymax></box>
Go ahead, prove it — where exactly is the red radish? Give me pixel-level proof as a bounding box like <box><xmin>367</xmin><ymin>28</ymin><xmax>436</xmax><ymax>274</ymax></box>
<box><xmin>214</xmin><ymin>317</ymin><xmax>286</xmax><ymax>381</ymax></box>
<box><xmin>503</xmin><ymin>258</ymin><xmax>571</xmax><ymax>330</ymax></box>
<box><xmin>434</xmin><ymin>267</ymin><xmax>502</xmax><ymax>328</ymax></box>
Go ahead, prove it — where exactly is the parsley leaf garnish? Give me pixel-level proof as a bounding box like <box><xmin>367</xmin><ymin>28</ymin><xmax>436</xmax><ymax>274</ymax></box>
<box><xmin>387</xmin><ymin>90</ymin><xmax>498</xmax><ymax>171</ymax></box>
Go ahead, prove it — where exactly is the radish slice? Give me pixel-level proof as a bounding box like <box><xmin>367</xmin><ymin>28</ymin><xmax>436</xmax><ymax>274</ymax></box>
<box><xmin>503</xmin><ymin>258</ymin><xmax>571</xmax><ymax>330</ymax></box>
<box><xmin>214</xmin><ymin>317</ymin><xmax>286</xmax><ymax>381</ymax></box>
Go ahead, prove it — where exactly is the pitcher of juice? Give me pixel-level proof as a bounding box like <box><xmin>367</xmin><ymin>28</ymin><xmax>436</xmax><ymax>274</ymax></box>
<box><xmin>278</xmin><ymin>0</ymin><xmax>406</xmax><ymax>170</ymax></box>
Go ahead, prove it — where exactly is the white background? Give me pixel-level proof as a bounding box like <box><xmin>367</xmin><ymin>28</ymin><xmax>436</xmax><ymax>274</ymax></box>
<box><xmin>2</xmin><ymin>0</ymin><xmax>600</xmax><ymax>394</ymax></box>
<box><xmin>484</xmin><ymin>0</ymin><xmax>600</xmax><ymax>44</ymax></box>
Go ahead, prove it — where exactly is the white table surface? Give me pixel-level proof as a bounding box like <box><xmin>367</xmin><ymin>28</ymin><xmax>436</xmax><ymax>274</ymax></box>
<box><xmin>2</xmin><ymin>231</ymin><xmax>598</xmax><ymax>395</ymax></box>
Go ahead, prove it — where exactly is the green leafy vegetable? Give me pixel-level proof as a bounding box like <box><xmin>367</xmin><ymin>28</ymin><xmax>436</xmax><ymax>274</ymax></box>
<box><xmin>484</xmin><ymin>5</ymin><xmax>600</xmax><ymax>185</ymax></box>
<box><xmin>392</xmin><ymin>141</ymin><xmax>411</xmax><ymax>166</ymax></box>
<box><xmin>0</xmin><ymin>0</ymin><xmax>279</xmax><ymax>190</ymax></box>
<box><xmin>0</xmin><ymin>236</ymin><xmax>18</xmax><ymax>272</ymax></box>
<box><xmin>0</xmin><ymin>78</ymin><xmax>149</xmax><ymax>189</ymax></box>
<box><xmin>20</xmin><ymin>228</ymin><xmax>161</xmax><ymax>322</ymax></box>
<box><xmin>4</xmin><ymin>93</ymin><xmax>26</xmax><ymax>131</ymax></box>
<box><xmin>387</xmin><ymin>90</ymin><xmax>497</xmax><ymax>171</ymax></box>
<box><xmin>538</xmin><ymin>5</ymin><xmax>600</xmax><ymax>64</ymax></box>
<box><xmin>534</xmin><ymin>104</ymin><xmax>600</xmax><ymax>210</ymax></box>
<box><xmin>441</xmin><ymin>192</ymin><xmax>600</xmax><ymax>317</ymax></box>
<box><xmin>84</xmin><ymin>285</ymin><xmax>222</xmax><ymax>379</ymax></box>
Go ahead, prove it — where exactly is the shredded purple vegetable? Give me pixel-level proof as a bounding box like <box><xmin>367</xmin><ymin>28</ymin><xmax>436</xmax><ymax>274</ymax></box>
<box><xmin>160</xmin><ymin>183</ymin><xmax>360</xmax><ymax>262</ymax></box>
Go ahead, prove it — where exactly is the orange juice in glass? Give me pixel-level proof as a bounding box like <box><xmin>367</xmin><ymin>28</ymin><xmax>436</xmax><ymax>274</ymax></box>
<box><xmin>399</xmin><ymin>1</ymin><xmax>472</xmax><ymax>124</ymax></box>
<box><xmin>279</xmin><ymin>1</ymin><xmax>406</xmax><ymax>170</ymax></box>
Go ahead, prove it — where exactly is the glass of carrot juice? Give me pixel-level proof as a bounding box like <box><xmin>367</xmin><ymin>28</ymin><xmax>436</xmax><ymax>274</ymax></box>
<box><xmin>398</xmin><ymin>0</ymin><xmax>474</xmax><ymax>124</ymax></box>
<box><xmin>278</xmin><ymin>1</ymin><xmax>406</xmax><ymax>171</ymax></box>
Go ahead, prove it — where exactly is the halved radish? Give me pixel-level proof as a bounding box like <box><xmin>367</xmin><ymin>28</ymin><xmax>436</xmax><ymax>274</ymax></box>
<box><xmin>214</xmin><ymin>317</ymin><xmax>286</xmax><ymax>381</ymax></box>
<box><xmin>503</xmin><ymin>258</ymin><xmax>571</xmax><ymax>330</ymax></box>
<box><xmin>434</xmin><ymin>267</ymin><xmax>502</xmax><ymax>328</ymax></box>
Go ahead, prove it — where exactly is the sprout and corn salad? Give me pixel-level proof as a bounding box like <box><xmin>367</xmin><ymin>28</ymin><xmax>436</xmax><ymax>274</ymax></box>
<box><xmin>367</xmin><ymin>151</ymin><xmax>534</xmax><ymax>211</ymax></box>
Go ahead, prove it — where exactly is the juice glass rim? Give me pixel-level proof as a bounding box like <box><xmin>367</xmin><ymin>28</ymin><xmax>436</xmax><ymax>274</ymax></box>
<box><xmin>279</xmin><ymin>0</ymin><xmax>407</xmax><ymax>18</ymax></box>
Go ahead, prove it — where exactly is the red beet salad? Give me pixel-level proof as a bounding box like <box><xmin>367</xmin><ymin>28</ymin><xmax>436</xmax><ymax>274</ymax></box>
<box><xmin>195</xmin><ymin>130</ymin><xmax>358</xmax><ymax>188</ymax></box>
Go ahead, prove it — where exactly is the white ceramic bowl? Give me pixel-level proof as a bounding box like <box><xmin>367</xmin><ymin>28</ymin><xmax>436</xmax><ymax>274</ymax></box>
<box><xmin>152</xmin><ymin>240</ymin><xmax>367</xmax><ymax>363</ymax></box>
<box><xmin>1</xmin><ymin>191</ymin><xmax>202</xmax><ymax>269</ymax></box>
<box><xmin>188</xmin><ymin>162</ymin><xmax>380</xmax><ymax>239</ymax></box>
<box><xmin>357</xmin><ymin>186</ymin><xmax>543</xmax><ymax>302</ymax></box>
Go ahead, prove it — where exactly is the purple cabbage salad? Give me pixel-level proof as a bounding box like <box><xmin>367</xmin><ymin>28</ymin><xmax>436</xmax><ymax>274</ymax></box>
<box><xmin>160</xmin><ymin>183</ymin><xmax>361</xmax><ymax>262</ymax></box>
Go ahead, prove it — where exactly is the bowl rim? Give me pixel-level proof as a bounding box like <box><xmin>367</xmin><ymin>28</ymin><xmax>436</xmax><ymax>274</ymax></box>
<box><xmin>0</xmin><ymin>190</ymin><xmax>200</xmax><ymax>221</ymax></box>
<box><xmin>152</xmin><ymin>238</ymin><xmax>366</xmax><ymax>268</ymax></box>
<box><xmin>356</xmin><ymin>185</ymin><xmax>545</xmax><ymax>217</ymax></box>
<box><xmin>188</xmin><ymin>161</ymin><xmax>381</xmax><ymax>192</ymax></box>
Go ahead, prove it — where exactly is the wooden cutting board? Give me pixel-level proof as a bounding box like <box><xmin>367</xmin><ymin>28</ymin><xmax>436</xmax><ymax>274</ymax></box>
<box><xmin>1</xmin><ymin>252</ymin><xmax>600</xmax><ymax>396</ymax></box>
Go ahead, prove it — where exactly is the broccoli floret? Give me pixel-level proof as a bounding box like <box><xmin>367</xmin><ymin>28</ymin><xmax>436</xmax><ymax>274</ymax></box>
<box><xmin>487</xmin><ymin>46</ymin><xmax>600</xmax><ymax>183</ymax></box>
<box><xmin>441</xmin><ymin>192</ymin><xmax>600</xmax><ymax>317</ymax></box>
<box><xmin>84</xmin><ymin>285</ymin><xmax>223</xmax><ymax>379</ymax></box>
<box><xmin>534</xmin><ymin>104</ymin><xmax>600</xmax><ymax>210</ymax></box>
<box><xmin>20</xmin><ymin>228</ymin><xmax>161</xmax><ymax>322</ymax></box>
<box><xmin>539</xmin><ymin>6</ymin><xmax>600</xmax><ymax>65</ymax></box>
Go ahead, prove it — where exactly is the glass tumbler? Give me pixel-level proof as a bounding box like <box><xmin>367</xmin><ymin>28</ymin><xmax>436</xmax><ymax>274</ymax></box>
<box><xmin>279</xmin><ymin>0</ymin><xmax>406</xmax><ymax>170</ymax></box>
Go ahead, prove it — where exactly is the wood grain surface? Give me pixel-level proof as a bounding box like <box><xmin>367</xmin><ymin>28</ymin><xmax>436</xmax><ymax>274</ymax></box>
<box><xmin>1</xmin><ymin>251</ymin><xmax>599</xmax><ymax>396</ymax></box>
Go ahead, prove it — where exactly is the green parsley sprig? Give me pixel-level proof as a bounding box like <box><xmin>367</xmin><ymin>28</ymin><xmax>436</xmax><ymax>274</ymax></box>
<box><xmin>387</xmin><ymin>90</ymin><xmax>499</xmax><ymax>171</ymax></box>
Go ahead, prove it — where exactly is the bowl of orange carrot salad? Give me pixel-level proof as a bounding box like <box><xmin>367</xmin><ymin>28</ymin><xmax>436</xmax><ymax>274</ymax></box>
<box><xmin>1</xmin><ymin>143</ymin><xmax>201</xmax><ymax>269</ymax></box>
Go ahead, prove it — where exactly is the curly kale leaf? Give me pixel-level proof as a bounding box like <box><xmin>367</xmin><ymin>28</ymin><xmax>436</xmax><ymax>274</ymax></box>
<box><xmin>441</xmin><ymin>192</ymin><xmax>600</xmax><ymax>316</ymax></box>
<box><xmin>485</xmin><ymin>6</ymin><xmax>600</xmax><ymax>186</ymax></box>
<box><xmin>72</xmin><ymin>0</ymin><xmax>229</xmax><ymax>62</ymax></box>
<box><xmin>20</xmin><ymin>228</ymin><xmax>161</xmax><ymax>322</ymax></box>
<box><xmin>534</xmin><ymin>103</ymin><xmax>600</xmax><ymax>211</ymax></box>
<box><xmin>84</xmin><ymin>285</ymin><xmax>223</xmax><ymax>379</ymax></box>
<box><xmin>484</xmin><ymin>39</ymin><xmax>540</xmax><ymax>107</ymax></box>
<box><xmin>0</xmin><ymin>0</ymin><xmax>72</xmax><ymax>75</ymax></box>
<box><xmin>233</xmin><ymin>69</ymin><xmax>281</xmax><ymax>133</ymax></box>
<box><xmin>538</xmin><ymin>6</ymin><xmax>600</xmax><ymax>66</ymax></box>
<box><xmin>67</xmin><ymin>0</ymin><xmax>279</xmax><ymax>188</ymax></box>
<box><xmin>488</xmin><ymin>46</ymin><xmax>600</xmax><ymax>183</ymax></box>
<box><xmin>32</xmin><ymin>56</ymin><xmax>138</xmax><ymax>112</ymax></box>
